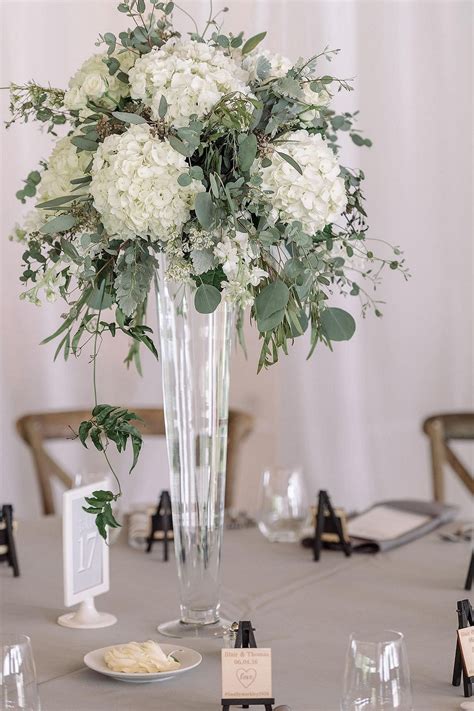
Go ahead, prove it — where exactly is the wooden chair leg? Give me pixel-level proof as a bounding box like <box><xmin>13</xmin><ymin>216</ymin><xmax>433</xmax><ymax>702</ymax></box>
<box><xmin>427</xmin><ymin>419</ymin><xmax>446</xmax><ymax>503</ymax></box>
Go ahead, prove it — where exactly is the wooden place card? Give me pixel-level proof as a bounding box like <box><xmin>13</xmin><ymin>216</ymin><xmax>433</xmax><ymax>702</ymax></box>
<box><xmin>222</xmin><ymin>648</ymin><xmax>272</xmax><ymax>700</ymax></box>
<box><xmin>458</xmin><ymin>626</ymin><xmax>474</xmax><ymax>678</ymax></box>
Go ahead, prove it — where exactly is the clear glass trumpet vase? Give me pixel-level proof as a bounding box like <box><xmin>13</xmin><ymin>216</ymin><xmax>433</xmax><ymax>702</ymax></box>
<box><xmin>155</xmin><ymin>257</ymin><xmax>234</xmax><ymax>638</ymax></box>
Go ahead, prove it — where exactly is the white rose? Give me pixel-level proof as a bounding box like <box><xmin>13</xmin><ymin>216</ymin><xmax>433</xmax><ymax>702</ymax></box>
<box><xmin>82</xmin><ymin>72</ymin><xmax>106</xmax><ymax>98</ymax></box>
<box><xmin>63</xmin><ymin>86</ymin><xmax>85</xmax><ymax>110</ymax></box>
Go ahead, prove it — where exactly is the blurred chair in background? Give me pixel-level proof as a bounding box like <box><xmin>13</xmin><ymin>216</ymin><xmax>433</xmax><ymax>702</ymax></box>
<box><xmin>422</xmin><ymin>412</ymin><xmax>474</xmax><ymax>502</ymax></box>
<box><xmin>16</xmin><ymin>409</ymin><xmax>254</xmax><ymax>515</ymax></box>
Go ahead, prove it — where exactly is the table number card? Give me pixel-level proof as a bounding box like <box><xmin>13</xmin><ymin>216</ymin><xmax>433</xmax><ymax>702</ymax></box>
<box><xmin>57</xmin><ymin>480</ymin><xmax>117</xmax><ymax>629</ymax></box>
<box><xmin>222</xmin><ymin>648</ymin><xmax>272</xmax><ymax>700</ymax></box>
<box><xmin>458</xmin><ymin>626</ymin><xmax>474</xmax><ymax>677</ymax></box>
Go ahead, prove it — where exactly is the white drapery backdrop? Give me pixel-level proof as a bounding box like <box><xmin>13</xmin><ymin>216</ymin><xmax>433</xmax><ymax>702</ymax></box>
<box><xmin>1</xmin><ymin>0</ymin><xmax>472</xmax><ymax>518</ymax></box>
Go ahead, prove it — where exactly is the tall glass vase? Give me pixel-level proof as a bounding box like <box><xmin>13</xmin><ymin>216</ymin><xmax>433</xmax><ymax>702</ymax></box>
<box><xmin>155</xmin><ymin>256</ymin><xmax>234</xmax><ymax>638</ymax></box>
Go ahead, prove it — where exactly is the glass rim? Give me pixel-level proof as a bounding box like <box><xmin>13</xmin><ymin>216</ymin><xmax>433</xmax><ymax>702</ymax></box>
<box><xmin>1</xmin><ymin>633</ymin><xmax>32</xmax><ymax>646</ymax></box>
<box><xmin>349</xmin><ymin>629</ymin><xmax>405</xmax><ymax>645</ymax></box>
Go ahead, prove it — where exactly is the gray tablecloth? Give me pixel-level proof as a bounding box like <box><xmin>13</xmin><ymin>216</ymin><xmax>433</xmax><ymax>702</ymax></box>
<box><xmin>1</xmin><ymin>518</ymin><xmax>470</xmax><ymax>711</ymax></box>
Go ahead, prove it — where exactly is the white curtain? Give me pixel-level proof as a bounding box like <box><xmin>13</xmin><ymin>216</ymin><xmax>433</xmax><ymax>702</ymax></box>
<box><xmin>1</xmin><ymin>0</ymin><xmax>472</xmax><ymax>518</ymax></box>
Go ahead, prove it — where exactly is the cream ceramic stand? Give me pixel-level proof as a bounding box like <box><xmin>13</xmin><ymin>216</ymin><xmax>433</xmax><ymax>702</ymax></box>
<box><xmin>57</xmin><ymin>596</ymin><xmax>117</xmax><ymax>629</ymax></box>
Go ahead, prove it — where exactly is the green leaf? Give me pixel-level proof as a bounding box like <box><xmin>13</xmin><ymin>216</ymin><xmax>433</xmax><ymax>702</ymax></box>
<box><xmin>104</xmin><ymin>32</ymin><xmax>116</xmax><ymax>53</ymax></box>
<box><xmin>40</xmin><ymin>214</ymin><xmax>77</xmax><ymax>234</ymax></box>
<box><xmin>158</xmin><ymin>95</ymin><xmax>168</xmax><ymax>118</ymax></box>
<box><xmin>70</xmin><ymin>136</ymin><xmax>98</xmax><ymax>151</ymax></box>
<box><xmin>241</xmin><ymin>31</ymin><xmax>267</xmax><ymax>56</ymax></box>
<box><xmin>277</xmin><ymin>152</ymin><xmax>303</xmax><ymax>175</ymax></box>
<box><xmin>130</xmin><ymin>435</ymin><xmax>142</xmax><ymax>473</ymax></box>
<box><xmin>87</xmin><ymin>282</ymin><xmax>114</xmax><ymax>310</ymax></box>
<box><xmin>238</xmin><ymin>133</ymin><xmax>257</xmax><ymax>172</ymax></box>
<box><xmin>90</xmin><ymin>427</ymin><xmax>104</xmax><ymax>451</ymax></box>
<box><xmin>28</xmin><ymin>171</ymin><xmax>41</xmax><ymax>185</ymax></box>
<box><xmin>194</xmin><ymin>284</ymin><xmax>221</xmax><ymax>314</ymax></box>
<box><xmin>177</xmin><ymin>173</ymin><xmax>192</xmax><ymax>187</ymax></box>
<box><xmin>78</xmin><ymin>420</ymin><xmax>93</xmax><ymax>447</ymax></box>
<box><xmin>95</xmin><ymin>513</ymin><xmax>107</xmax><ymax>540</ymax></box>
<box><xmin>257</xmin><ymin>307</ymin><xmax>286</xmax><ymax>332</ymax></box>
<box><xmin>255</xmin><ymin>280</ymin><xmax>290</xmax><ymax>332</ymax></box>
<box><xmin>103</xmin><ymin>502</ymin><xmax>121</xmax><ymax>528</ymax></box>
<box><xmin>169</xmin><ymin>134</ymin><xmax>191</xmax><ymax>157</ymax></box>
<box><xmin>194</xmin><ymin>192</ymin><xmax>215</xmax><ymax>230</ymax></box>
<box><xmin>36</xmin><ymin>195</ymin><xmax>79</xmax><ymax>209</ymax></box>
<box><xmin>320</xmin><ymin>307</ymin><xmax>356</xmax><ymax>341</ymax></box>
<box><xmin>106</xmin><ymin>57</ymin><xmax>120</xmax><ymax>75</ymax></box>
<box><xmin>92</xmin><ymin>490</ymin><xmax>114</xmax><ymax>501</ymax></box>
<box><xmin>111</xmin><ymin>111</ymin><xmax>147</xmax><ymax>125</ymax></box>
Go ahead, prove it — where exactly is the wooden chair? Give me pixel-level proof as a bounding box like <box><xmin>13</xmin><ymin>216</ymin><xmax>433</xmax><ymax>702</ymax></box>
<box><xmin>422</xmin><ymin>413</ymin><xmax>474</xmax><ymax>502</ymax></box>
<box><xmin>16</xmin><ymin>408</ymin><xmax>254</xmax><ymax>515</ymax></box>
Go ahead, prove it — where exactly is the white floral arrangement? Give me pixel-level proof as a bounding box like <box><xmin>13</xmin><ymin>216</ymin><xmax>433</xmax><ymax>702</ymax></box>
<box><xmin>5</xmin><ymin>0</ymin><xmax>407</xmax><ymax>537</ymax></box>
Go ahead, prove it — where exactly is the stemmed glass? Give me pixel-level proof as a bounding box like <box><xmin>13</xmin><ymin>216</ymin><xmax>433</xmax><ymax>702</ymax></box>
<box><xmin>1</xmin><ymin>634</ymin><xmax>41</xmax><ymax>710</ymax></box>
<box><xmin>341</xmin><ymin>630</ymin><xmax>413</xmax><ymax>710</ymax></box>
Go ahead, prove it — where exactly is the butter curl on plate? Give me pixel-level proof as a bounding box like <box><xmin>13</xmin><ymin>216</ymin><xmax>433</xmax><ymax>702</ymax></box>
<box><xmin>104</xmin><ymin>640</ymin><xmax>181</xmax><ymax>673</ymax></box>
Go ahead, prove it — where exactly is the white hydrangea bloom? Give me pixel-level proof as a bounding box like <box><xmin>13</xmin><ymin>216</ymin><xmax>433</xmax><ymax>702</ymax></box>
<box><xmin>243</xmin><ymin>49</ymin><xmax>293</xmax><ymax>82</ymax></box>
<box><xmin>90</xmin><ymin>124</ymin><xmax>204</xmax><ymax>241</ymax></box>
<box><xmin>129</xmin><ymin>38</ymin><xmax>253</xmax><ymax>126</ymax></box>
<box><xmin>258</xmin><ymin>129</ymin><xmax>347</xmax><ymax>234</ymax></box>
<box><xmin>64</xmin><ymin>50</ymin><xmax>136</xmax><ymax>111</ymax></box>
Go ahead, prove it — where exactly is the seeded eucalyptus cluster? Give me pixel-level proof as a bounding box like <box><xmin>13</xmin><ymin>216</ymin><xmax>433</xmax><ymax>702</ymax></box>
<box><xmin>5</xmin><ymin>0</ymin><xmax>408</xmax><ymax>538</ymax></box>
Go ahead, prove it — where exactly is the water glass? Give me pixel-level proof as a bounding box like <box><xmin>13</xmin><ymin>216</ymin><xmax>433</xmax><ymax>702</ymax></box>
<box><xmin>1</xmin><ymin>634</ymin><xmax>41</xmax><ymax>710</ymax></box>
<box><xmin>258</xmin><ymin>467</ymin><xmax>308</xmax><ymax>543</ymax></box>
<box><xmin>341</xmin><ymin>630</ymin><xmax>413</xmax><ymax>710</ymax></box>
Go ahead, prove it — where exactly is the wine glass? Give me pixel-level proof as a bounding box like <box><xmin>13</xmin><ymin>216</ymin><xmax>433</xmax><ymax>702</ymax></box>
<box><xmin>1</xmin><ymin>634</ymin><xmax>41</xmax><ymax>710</ymax></box>
<box><xmin>257</xmin><ymin>467</ymin><xmax>308</xmax><ymax>543</ymax></box>
<box><xmin>341</xmin><ymin>630</ymin><xmax>413</xmax><ymax>710</ymax></box>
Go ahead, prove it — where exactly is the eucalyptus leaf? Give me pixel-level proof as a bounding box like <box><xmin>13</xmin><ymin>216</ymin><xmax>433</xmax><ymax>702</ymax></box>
<box><xmin>194</xmin><ymin>192</ymin><xmax>215</xmax><ymax>230</ymax></box>
<box><xmin>277</xmin><ymin>152</ymin><xmax>303</xmax><ymax>175</ymax></box>
<box><xmin>255</xmin><ymin>280</ymin><xmax>289</xmax><ymax>331</ymax></box>
<box><xmin>241</xmin><ymin>31</ymin><xmax>267</xmax><ymax>56</ymax></box>
<box><xmin>70</xmin><ymin>136</ymin><xmax>98</xmax><ymax>151</ymax></box>
<box><xmin>320</xmin><ymin>307</ymin><xmax>356</xmax><ymax>341</ymax></box>
<box><xmin>111</xmin><ymin>111</ymin><xmax>147</xmax><ymax>125</ymax></box>
<box><xmin>36</xmin><ymin>195</ymin><xmax>80</xmax><ymax>209</ymax></box>
<box><xmin>158</xmin><ymin>95</ymin><xmax>168</xmax><ymax>118</ymax></box>
<box><xmin>194</xmin><ymin>284</ymin><xmax>221</xmax><ymax>314</ymax></box>
<box><xmin>40</xmin><ymin>214</ymin><xmax>77</xmax><ymax>234</ymax></box>
<box><xmin>238</xmin><ymin>133</ymin><xmax>257</xmax><ymax>172</ymax></box>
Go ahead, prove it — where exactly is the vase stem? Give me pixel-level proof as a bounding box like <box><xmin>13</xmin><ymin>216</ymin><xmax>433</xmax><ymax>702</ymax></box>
<box><xmin>155</xmin><ymin>256</ymin><xmax>233</xmax><ymax>637</ymax></box>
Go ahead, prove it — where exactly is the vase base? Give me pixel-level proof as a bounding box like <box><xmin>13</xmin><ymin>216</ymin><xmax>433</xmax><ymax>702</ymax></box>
<box><xmin>157</xmin><ymin>617</ymin><xmax>232</xmax><ymax>639</ymax></box>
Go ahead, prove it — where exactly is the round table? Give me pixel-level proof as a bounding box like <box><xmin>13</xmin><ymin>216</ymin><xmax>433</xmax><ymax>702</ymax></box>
<box><xmin>2</xmin><ymin>517</ymin><xmax>469</xmax><ymax>710</ymax></box>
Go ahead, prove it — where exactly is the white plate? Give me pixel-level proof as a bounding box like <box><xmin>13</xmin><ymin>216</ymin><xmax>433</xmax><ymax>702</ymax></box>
<box><xmin>84</xmin><ymin>643</ymin><xmax>202</xmax><ymax>683</ymax></box>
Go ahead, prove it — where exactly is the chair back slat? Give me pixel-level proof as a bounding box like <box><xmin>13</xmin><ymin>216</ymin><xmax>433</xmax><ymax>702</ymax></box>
<box><xmin>16</xmin><ymin>408</ymin><xmax>253</xmax><ymax>515</ymax></box>
<box><xmin>422</xmin><ymin>412</ymin><xmax>474</xmax><ymax>502</ymax></box>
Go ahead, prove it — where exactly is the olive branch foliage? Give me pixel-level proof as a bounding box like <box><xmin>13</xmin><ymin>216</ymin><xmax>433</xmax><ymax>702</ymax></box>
<box><xmin>5</xmin><ymin>0</ymin><xmax>409</xmax><ymax>538</ymax></box>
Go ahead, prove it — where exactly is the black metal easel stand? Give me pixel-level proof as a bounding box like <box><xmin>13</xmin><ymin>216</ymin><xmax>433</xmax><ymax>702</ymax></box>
<box><xmin>146</xmin><ymin>490</ymin><xmax>173</xmax><ymax>562</ymax></box>
<box><xmin>465</xmin><ymin>552</ymin><xmax>473</xmax><ymax>591</ymax></box>
<box><xmin>313</xmin><ymin>490</ymin><xmax>352</xmax><ymax>562</ymax></box>
<box><xmin>452</xmin><ymin>598</ymin><xmax>474</xmax><ymax>697</ymax></box>
<box><xmin>221</xmin><ymin>621</ymin><xmax>275</xmax><ymax>711</ymax></box>
<box><xmin>0</xmin><ymin>505</ymin><xmax>20</xmax><ymax>577</ymax></box>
